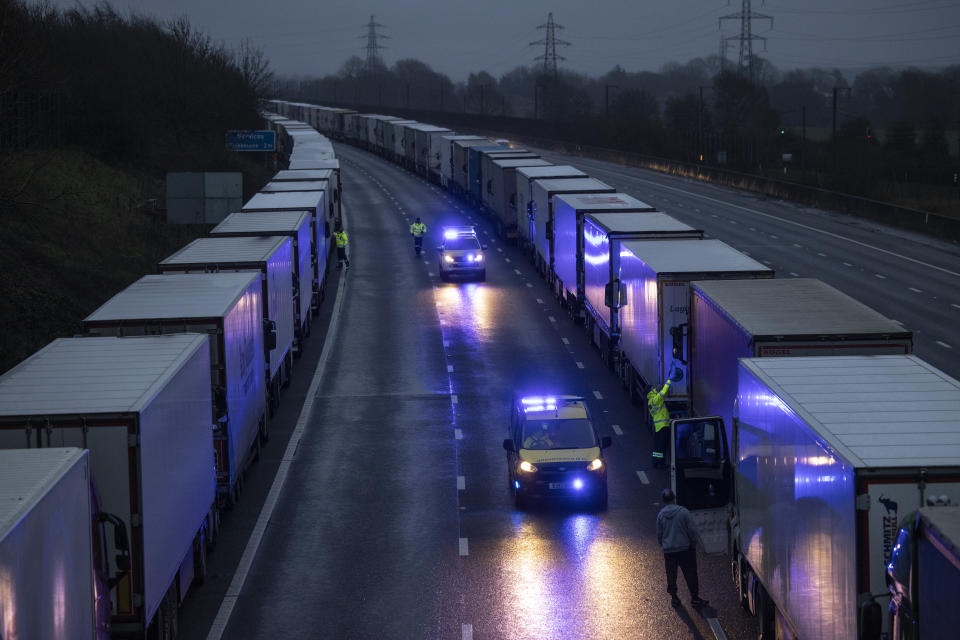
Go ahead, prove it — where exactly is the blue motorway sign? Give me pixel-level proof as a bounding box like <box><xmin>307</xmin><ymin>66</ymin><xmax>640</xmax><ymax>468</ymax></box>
<box><xmin>226</xmin><ymin>130</ymin><xmax>276</xmax><ymax>152</ymax></box>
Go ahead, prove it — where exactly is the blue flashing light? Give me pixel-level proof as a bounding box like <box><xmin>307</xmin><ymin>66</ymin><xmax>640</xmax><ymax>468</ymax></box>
<box><xmin>444</xmin><ymin>229</ymin><xmax>459</xmax><ymax>240</ymax></box>
<box><xmin>514</xmin><ymin>481</ymin><xmax>520</xmax><ymax>489</ymax></box>
<box><xmin>521</xmin><ymin>396</ymin><xmax>557</xmax><ymax>405</ymax></box>
<box><xmin>572</xmin><ymin>478</ymin><xmax>584</xmax><ymax>490</ymax></box>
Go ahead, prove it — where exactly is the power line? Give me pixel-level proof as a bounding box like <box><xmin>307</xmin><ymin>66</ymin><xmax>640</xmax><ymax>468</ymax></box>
<box><xmin>720</xmin><ymin>0</ymin><xmax>774</xmax><ymax>81</ymax></box>
<box><xmin>360</xmin><ymin>15</ymin><xmax>388</xmax><ymax>71</ymax></box>
<box><xmin>530</xmin><ymin>12</ymin><xmax>570</xmax><ymax>77</ymax></box>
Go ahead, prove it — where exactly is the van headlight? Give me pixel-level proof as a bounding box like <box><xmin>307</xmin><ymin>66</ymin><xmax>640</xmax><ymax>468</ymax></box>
<box><xmin>587</xmin><ymin>459</ymin><xmax>603</xmax><ymax>471</ymax></box>
<box><xmin>444</xmin><ymin>255</ymin><xmax>454</xmax><ymax>263</ymax></box>
<box><xmin>518</xmin><ymin>460</ymin><xmax>538</xmax><ymax>473</ymax></box>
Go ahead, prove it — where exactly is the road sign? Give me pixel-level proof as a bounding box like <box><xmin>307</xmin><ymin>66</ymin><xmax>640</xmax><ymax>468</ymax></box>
<box><xmin>226</xmin><ymin>130</ymin><xmax>276</xmax><ymax>152</ymax></box>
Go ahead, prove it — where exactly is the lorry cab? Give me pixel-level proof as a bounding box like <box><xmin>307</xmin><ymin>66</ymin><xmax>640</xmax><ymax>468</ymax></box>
<box><xmin>669</xmin><ymin>416</ymin><xmax>732</xmax><ymax>554</ymax></box>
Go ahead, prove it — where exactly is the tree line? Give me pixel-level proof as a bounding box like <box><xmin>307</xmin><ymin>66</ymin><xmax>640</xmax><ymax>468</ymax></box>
<box><xmin>282</xmin><ymin>55</ymin><xmax>960</xmax><ymax>212</ymax></box>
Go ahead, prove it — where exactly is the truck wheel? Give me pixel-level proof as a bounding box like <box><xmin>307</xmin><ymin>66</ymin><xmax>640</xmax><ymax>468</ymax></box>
<box><xmin>193</xmin><ymin>528</ymin><xmax>208</xmax><ymax>585</ymax></box>
<box><xmin>259</xmin><ymin>415</ymin><xmax>270</xmax><ymax>444</ymax></box>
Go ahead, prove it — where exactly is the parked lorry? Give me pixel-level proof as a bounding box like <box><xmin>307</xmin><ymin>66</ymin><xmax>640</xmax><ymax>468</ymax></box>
<box><xmin>483</xmin><ymin>157</ymin><xmax>551</xmax><ymax>237</ymax></box>
<box><xmin>242</xmin><ymin>191</ymin><xmax>330</xmax><ymax>310</ymax></box>
<box><xmin>159</xmin><ymin>236</ymin><xmax>294</xmax><ymax>410</ymax></box>
<box><xmin>582</xmin><ymin>211</ymin><xmax>704</xmax><ymax>367</ymax></box>
<box><xmin>671</xmin><ymin>355</ymin><xmax>960</xmax><ymax>640</ymax></box>
<box><xmin>471</xmin><ymin>148</ymin><xmax>536</xmax><ymax>204</ymax></box>
<box><xmin>0</xmin><ymin>335</ymin><xmax>217</xmax><ymax>639</ymax></box>
<box><xmin>888</xmin><ymin>506</ymin><xmax>960</xmax><ymax>639</ymax></box>
<box><xmin>530</xmin><ymin>177</ymin><xmax>615</xmax><ymax>279</ymax></box>
<box><xmin>83</xmin><ymin>272</ymin><xmax>268</xmax><ymax>502</ymax></box>
<box><xmin>424</xmin><ymin>127</ymin><xmax>455</xmax><ymax>182</ymax></box>
<box><xmin>552</xmin><ymin>192</ymin><xmax>658</xmax><ymax>310</ymax></box>
<box><xmin>277</xmin><ymin>159</ymin><xmax>341</xmax><ymax>222</ymax></box>
<box><xmin>689</xmin><ymin>278</ymin><xmax>913</xmax><ymax>437</ymax></box>
<box><xmin>440</xmin><ymin>135</ymin><xmax>486</xmax><ymax>188</ymax></box>
<box><xmin>613</xmin><ymin>239</ymin><xmax>772</xmax><ymax>411</ymax></box>
<box><xmin>515</xmin><ymin>165</ymin><xmax>587</xmax><ymax>251</ymax></box>
<box><xmin>0</xmin><ymin>447</ymin><xmax>128</xmax><ymax>640</ymax></box>
<box><xmin>386</xmin><ymin>120</ymin><xmax>418</xmax><ymax>163</ymax></box>
<box><xmin>451</xmin><ymin>138</ymin><xmax>495</xmax><ymax>196</ymax></box>
<box><xmin>211</xmin><ymin>211</ymin><xmax>314</xmax><ymax>349</ymax></box>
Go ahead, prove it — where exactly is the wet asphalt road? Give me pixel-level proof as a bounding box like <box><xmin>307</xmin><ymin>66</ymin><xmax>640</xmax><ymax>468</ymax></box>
<box><xmin>199</xmin><ymin>143</ymin><xmax>760</xmax><ymax>640</ymax></box>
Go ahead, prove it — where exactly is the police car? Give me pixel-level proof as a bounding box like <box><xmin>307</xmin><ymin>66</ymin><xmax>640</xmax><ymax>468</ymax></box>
<box><xmin>437</xmin><ymin>226</ymin><xmax>485</xmax><ymax>281</ymax></box>
<box><xmin>502</xmin><ymin>395</ymin><xmax>611</xmax><ymax>510</ymax></box>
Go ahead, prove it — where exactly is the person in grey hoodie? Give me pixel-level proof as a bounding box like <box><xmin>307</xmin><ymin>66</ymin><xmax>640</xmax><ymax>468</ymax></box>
<box><xmin>657</xmin><ymin>488</ymin><xmax>709</xmax><ymax>608</ymax></box>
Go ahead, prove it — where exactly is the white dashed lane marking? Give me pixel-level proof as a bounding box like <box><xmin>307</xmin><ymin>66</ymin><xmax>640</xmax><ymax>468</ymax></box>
<box><xmin>537</xmin><ymin>298</ymin><xmax>544</xmax><ymax>304</ymax></box>
<box><xmin>843</xmin><ymin>262</ymin><xmax>853</xmax><ymax>267</ymax></box>
<box><xmin>549</xmin><ymin>316</ymin><xmax>556</xmax><ymax>323</ymax></box>
<box><xmin>909</xmin><ymin>287</ymin><xmax>923</xmax><ymax>293</ymax></box>
<box><xmin>459</xmin><ymin>538</ymin><xmax>469</xmax><ymax>556</ymax></box>
<box><xmin>593</xmin><ymin>390</ymin><xmax>604</xmax><ymax>400</ymax></box>
<box><xmin>937</xmin><ymin>341</ymin><xmax>953</xmax><ymax>349</ymax></box>
<box><xmin>636</xmin><ymin>470</ymin><xmax>650</xmax><ymax>484</ymax></box>
<box><xmin>952</xmin><ymin>304</ymin><xmax>960</xmax><ymax>310</ymax></box>
<box><xmin>451</xmin><ymin>394</ymin><xmax>458</xmax><ymax>404</ymax></box>
<box><xmin>875</xmin><ymin>273</ymin><xmax>887</xmax><ymax>279</ymax></box>
<box><xmin>462</xmin><ymin>623</ymin><xmax>473</xmax><ymax>640</ymax></box>
<box><xmin>576</xmin><ymin>362</ymin><xmax>585</xmax><ymax>369</ymax></box>
<box><xmin>447</xmin><ymin>365</ymin><xmax>454</xmax><ymax>373</ymax></box>
<box><xmin>514</xmin><ymin>269</ymin><xmax>521</xmax><ymax>275</ymax></box>
<box><xmin>789</xmin><ymin>272</ymin><xmax>799</xmax><ymax>277</ymax></box>
<box><xmin>457</xmin><ymin>476</ymin><xmax>465</xmax><ymax>490</ymax></box>
<box><xmin>454</xmin><ymin>429</ymin><xmax>464</xmax><ymax>440</ymax></box>
<box><xmin>505</xmin><ymin>258</ymin><xmax>511</xmax><ymax>263</ymax></box>
<box><xmin>611</xmin><ymin>424</ymin><xmax>623</xmax><ymax>435</ymax></box>
<box><xmin>526</xmin><ymin>283</ymin><xmax>533</xmax><ymax>288</ymax></box>
<box><xmin>561</xmin><ymin>337</ymin><xmax>570</xmax><ymax>345</ymax></box>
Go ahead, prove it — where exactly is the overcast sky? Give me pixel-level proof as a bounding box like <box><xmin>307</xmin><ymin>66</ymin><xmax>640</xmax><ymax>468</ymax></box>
<box><xmin>45</xmin><ymin>0</ymin><xmax>960</xmax><ymax>80</ymax></box>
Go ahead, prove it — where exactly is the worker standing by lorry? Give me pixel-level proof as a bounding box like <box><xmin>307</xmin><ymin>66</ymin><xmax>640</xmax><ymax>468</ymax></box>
<box><xmin>648</xmin><ymin>367</ymin><xmax>681</xmax><ymax>467</ymax></box>
<box><xmin>334</xmin><ymin>223</ymin><xmax>349</xmax><ymax>269</ymax></box>
<box><xmin>410</xmin><ymin>217</ymin><xmax>427</xmax><ymax>255</ymax></box>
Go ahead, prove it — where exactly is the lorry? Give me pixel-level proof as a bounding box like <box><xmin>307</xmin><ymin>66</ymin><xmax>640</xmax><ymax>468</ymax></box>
<box><xmin>471</xmin><ymin>148</ymin><xmax>537</xmax><ymax>204</ymax></box>
<box><xmin>613</xmin><ymin>239</ymin><xmax>772</xmax><ymax>412</ymax></box>
<box><xmin>514</xmin><ymin>165</ymin><xmax>587</xmax><ymax>252</ymax></box>
<box><xmin>888</xmin><ymin>506</ymin><xmax>960</xmax><ymax>639</ymax></box>
<box><xmin>689</xmin><ymin>278</ymin><xmax>913</xmax><ymax>438</ymax></box>
<box><xmin>242</xmin><ymin>190</ymin><xmax>330</xmax><ymax>310</ymax></box>
<box><xmin>483</xmin><ymin>157</ymin><xmax>551</xmax><ymax>237</ymax></box>
<box><xmin>276</xmin><ymin>159</ymin><xmax>341</xmax><ymax>222</ymax></box>
<box><xmin>385</xmin><ymin>120</ymin><xmax>418</xmax><ymax>163</ymax></box>
<box><xmin>83</xmin><ymin>272</ymin><xmax>268</xmax><ymax>503</ymax></box>
<box><xmin>582</xmin><ymin>211</ymin><xmax>704</xmax><ymax>366</ymax></box>
<box><xmin>425</xmin><ymin>126</ymin><xmax>457</xmax><ymax>182</ymax></box>
<box><xmin>0</xmin><ymin>335</ymin><xmax>217</xmax><ymax>639</ymax></box>
<box><xmin>451</xmin><ymin>138</ymin><xmax>496</xmax><ymax>196</ymax></box>
<box><xmin>530</xmin><ymin>177</ymin><xmax>616</xmax><ymax>280</ymax></box>
<box><xmin>552</xmin><ymin>192</ymin><xmax>658</xmax><ymax>310</ymax></box>
<box><xmin>211</xmin><ymin>211</ymin><xmax>315</xmax><ymax>349</ymax></box>
<box><xmin>670</xmin><ymin>355</ymin><xmax>960</xmax><ymax>640</ymax></box>
<box><xmin>0</xmin><ymin>447</ymin><xmax>128</xmax><ymax>640</ymax></box>
<box><xmin>440</xmin><ymin>135</ymin><xmax>486</xmax><ymax>188</ymax></box>
<box><xmin>158</xmin><ymin>236</ymin><xmax>294</xmax><ymax>411</ymax></box>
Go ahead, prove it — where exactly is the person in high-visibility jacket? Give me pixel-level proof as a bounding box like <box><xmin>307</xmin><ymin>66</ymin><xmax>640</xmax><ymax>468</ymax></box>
<box><xmin>333</xmin><ymin>224</ymin><xmax>349</xmax><ymax>269</ymax></box>
<box><xmin>648</xmin><ymin>367</ymin><xmax>681</xmax><ymax>467</ymax></box>
<box><xmin>410</xmin><ymin>217</ymin><xmax>427</xmax><ymax>254</ymax></box>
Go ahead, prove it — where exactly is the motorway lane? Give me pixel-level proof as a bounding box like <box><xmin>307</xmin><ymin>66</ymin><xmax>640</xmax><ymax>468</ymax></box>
<box><xmin>214</xmin><ymin>141</ymin><xmax>757</xmax><ymax>639</ymax></box>
<box><xmin>525</xmin><ymin>150</ymin><xmax>960</xmax><ymax>378</ymax></box>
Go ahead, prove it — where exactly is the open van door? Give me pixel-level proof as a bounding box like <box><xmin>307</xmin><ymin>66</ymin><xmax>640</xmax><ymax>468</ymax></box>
<box><xmin>670</xmin><ymin>416</ymin><xmax>731</xmax><ymax>554</ymax></box>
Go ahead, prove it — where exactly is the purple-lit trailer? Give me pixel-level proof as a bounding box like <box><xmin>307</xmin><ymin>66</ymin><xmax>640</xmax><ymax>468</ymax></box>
<box><xmin>530</xmin><ymin>177</ymin><xmax>615</xmax><ymax>280</ymax></box>
<box><xmin>83</xmin><ymin>273</ymin><xmax>268</xmax><ymax>500</ymax></box>
<box><xmin>0</xmin><ymin>335</ymin><xmax>216</xmax><ymax>638</ymax></box>
<box><xmin>514</xmin><ymin>165</ymin><xmax>587</xmax><ymax>250</ymax></box>
<box><xmin>210</xmin><ymin>211</ymin><xmax>314</xmax><ymax>352</ymax></box>
<box><xmin>242</xmin><ymin>190</ymin><xmax>330</xmax><ymax>309</ymax></box>
<box><xmin>158</xmin><ymin>236</ymin><xmax>294</xmax><ymax>411</ymax></box>
<box><xmin>483</xmin><ymin>157</ymin><xmax>551</xmax><ymax>237</ymax></box>
<box><xmin>689</xmin><ymin>278</ymin><xmax>913</xmax><ymax>437</ymax></box>
<box><xmin>671</xmin><ymin>355</ymin><xmax>960</xmax><ymax>640</ymax></box>
<box><xmin>615</xmin><ymin>239</ymin><xmax>771</xmax><ymax>414</ymax></box>
<box><xmin>582</xmin><ymin>212</ymin><xmax>704</xmax><ymax>364</ymax></box>
<box><xmin>552</xmin><ymin>192</ymin><xmax>659</xmax><ymax>310</ymax></box>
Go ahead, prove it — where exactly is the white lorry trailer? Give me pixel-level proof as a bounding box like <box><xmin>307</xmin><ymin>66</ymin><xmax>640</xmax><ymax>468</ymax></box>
<box><xmin>451</xmin><ymin>138</ymin><xmax>495</xmax><ymax>196</ymax></box>
<box><xmin>514</xmin><ymin>165</ymin><xmax>587</xmax><ymax>251</ymax></box>
<box><xmin>158</xmin><ymin>236</ymin><xmax>294</xmax><ymax>411</ymax></box>
<box><xmin>211</xmin><ymin>211</ymin><xmax>314</xmax><ymax>351</ymax></box>
<box><xmin>530</xmin><ymin>177</ymin><xmax>615</xmax><ymax>281</ymax></box>
<box><xmin>552</xmin><ymin>192</ymin><xmax>659</xmax><ymax>310</ymax></box>
<box><xmin>0</xmin><ymin>447</ymin><xmax>126</xmax><ymax>640</ymax></box>
<box><xmin>83</xmin><ymin>272</ymin><xmax>268</xmax><ymax>502</ymax></box>
<box><xmin>689</xmin><ymin>278</ymin><xmax>913</xmax><ymax>435</ymax></box>
<box><xmin>671</xmin><ymin>355</ymin><xmax>960</xmax><ymax>640</ymax></box>
<box><xmin>0</xmin><ymin>335</ymin><xmax>217</xmax><ymax>639</ymax></box>
<box><xmin>582</xmin><ymin>211</ymin><xmax>704</xmax><ymax>368</ymax></box>
<box><xmin>614</xmin><ymin>239</ymin><xmax>772</xmax><ymax>413</ymax></box>
<box><xmin>440</xmin><ymin>135</ymin><xmax>486</xmax><ymax>188</ymax></box>
<box><xmin>242</xmin><ymin>191</ymin><xmax>330</xmax><ymax>314</ymax></box>
<box><xmin>483</xmin><ymin>157</ymin><xmax>551</xmax><ymax>238</ymax></box>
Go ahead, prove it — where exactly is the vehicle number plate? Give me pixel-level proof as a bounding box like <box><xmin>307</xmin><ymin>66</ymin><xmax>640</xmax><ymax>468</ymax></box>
<box><xmin>548</xmin><ymin>482</ymin><xmax>565</xmax><ymax>490</ymax></box>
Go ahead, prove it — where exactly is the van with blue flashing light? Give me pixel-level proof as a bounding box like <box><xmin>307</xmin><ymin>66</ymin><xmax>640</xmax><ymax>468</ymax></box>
<box><xmin>437</xmin><ymin>226</ymin><xmax>486</xmax><ymax>281</ymax></box>
<box><xmin>502</xmin><ymin>395</ymin><xmax>611</xmax><ymax>510</ymax></box>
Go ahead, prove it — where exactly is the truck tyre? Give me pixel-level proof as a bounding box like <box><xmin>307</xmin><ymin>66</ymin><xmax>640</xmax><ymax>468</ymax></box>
<box><xmin>193</xmin><ymin>528</ymin><xmax>208</xmax><ymax>585</ymax></box>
